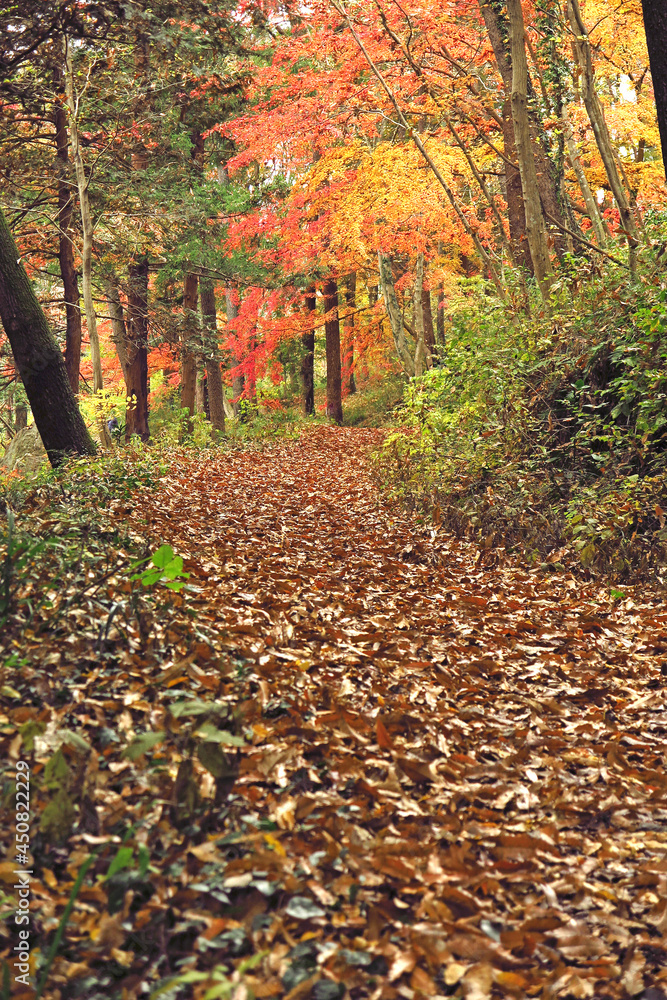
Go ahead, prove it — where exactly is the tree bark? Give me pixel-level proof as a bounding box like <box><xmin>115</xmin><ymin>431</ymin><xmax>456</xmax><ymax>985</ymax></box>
<box><xmin>563</xmin><ymin>118</ymin><xmax>608</xmax><ymax>246</ymax></box>
<box><xmin>567</xmin><ymin>0</ymin><xmax>639</xmax><ymax>269</ymax></box>
<box><xmin>125</xmin><ymin>258</ymin><xmax>150</xmax><ymax>441</ymax></box>
<box><xmin>641</xmin><ymin>0</ymin><xmax>667</xmax><ymax>183</ymax></box>
<box><xmin>181</xmin><ymin>272</ymin><xmax>198</xmax><ymax>418</ymax></box>
<box><xmin>480</xmin><ymin>0</ymin><xmax>567</xmax><ymax>263</ymax></box>
<box><xmin>54</xmin><ymin>58</ymin><xmax>82</xmax><ymax>395</ymax></box>
<box><xmin>506</xmin><ymin>0</ymin><xmax>553</xmax><ymax>298</ymax></box>
<box><xmin>301</xmin><ymin>286</ymin><xmax>315</xmax><ymax>415</ymax></box>
<box><xmin>226</xmin><ymin>288</ymin><xmax>245</xmax><ymax>417</ymax></box>
<box><xmin>323</xmin><ymin>278</ymin><xmax>343</xmax><ymax>424</ymax></box>
<box><xmin>378</xmin><ymin>252</ymin><xmax>415</xmax><ymax>375</ymax></box>
<box><xmin>105</xmin><ymin>277</ymin><xmax>129</xmax><ymax>384</ymax></box>
<box><xmin>0</xmin><ymin>206</ymin><xmax>95</xmax><ymax>465</ymax></box>
<box><xmin>422</xmin><ymin>284</ymin><xmax>435</xmax><ymax>357</ymax></box>
<box><xmin>200</xmin><ymin>278</ymin><xmax>225</xmax><ymax>434</ymax></box>
<box><xmin>343</xmin><ymin>273</ymin><xmax>357</xmax><ymax>394</ymax></box>
<box><xmin>413</xmin><ymin>254</ymin><xmax>427</xmax><ymax>378</ymax></box>
<box><xmin>65</xmin><ymin>46</ymin><xmax>106</xmax><ymax>413</ymax></box>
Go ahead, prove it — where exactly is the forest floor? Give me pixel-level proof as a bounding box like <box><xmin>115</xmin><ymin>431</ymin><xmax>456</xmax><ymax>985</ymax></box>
<box><xmin>4</xmin><ymin>426</ymin><xmax>667</xmax><ymax>1000</ymax></box>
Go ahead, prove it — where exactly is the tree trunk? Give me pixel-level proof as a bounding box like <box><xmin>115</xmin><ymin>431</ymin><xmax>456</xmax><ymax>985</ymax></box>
<box><xmin>422</xmin><ymin>284</ymin><xmax>435</xmax><ymax>358</ymax></box>
<box><xmin>226</xmin><ymin>288</ymin><xmax>245</xmax><ymax>417</ymax></box>
<box><xmin>378</xmin><ymin>252</ymin><xmax>415</xmax><ymax>375</ymax></box>
<box><xmin>15</xmin><ymin>404</ymin><xmax>27</xmax><ymax>431</ymax></box>
<box><xmin>436</xmin><ymin>281</ymin><xmax>445</xmax><ymax>345</ymax></box>
<box><xmin>105</xmin><ymin>277</ymin><xmax>129</xmax><ymax>384</ymax></box>
<box><xmin>343</xmin><ymin>273</ymin><xmax>357</xmax><ymax>394</ymax></box>
<box><xmin>125</xmin><ymin>258</ymin><xmax>150</xmax><ymax>441</ymax></box>
<box><xmin>413</xmin><ymin>254</ymin><xmax>427</xmax><ymax>378</ymax></box>
<box><xmin>181</xmin><ymin>272</ymin><xmax>198</xmax><ymax>418</ymax></box>
<box><xmin>506</xmin><ymin>0</ymin><xmax>553</xmax><ymax>298</ymax></box>
<box><xmin>323</xmin><ymin>278</ymin><xmax>343</xmax><ymax>424</ymax></box>
<box><xmin>301</xmin><ymin>286</ymin><xmax>315</xmax><ymax>415</ymax></box>
<box><xmin>200</xmin><ymin>279</ymin><xmax>225</xmax><ymax>435</ymax></box>
<box><xmin>54</xmin><ymin>58</ymin><xmax>82</xmax><ymax>395</ymax></box>
<box><xmin>567</xmin><ymin>0</ymin><xmax>639</xmax><ymax>269</ymax></box>
<box><xmin>65</xmin><ymin>47</ymin><xmax>107</xmax><ymax>439</ymax></box>
<box><xmin>641</xmin><ymin>0</ymin><xmax>667</xmax><ymax>183</ymax></box>
<box><xmin>563</xmin><ymin>118</ymin><xmax>608</xmax><ymax>246</ymax></box>
<box><xmin>480</xmin><ymin>0</ymin><xmax>567</xmax><ymax>263</ymax></box>
<box><xmin>0</xmin><ymin>207</ymin><xmax>95</xmax><ymax>466</ymax></box>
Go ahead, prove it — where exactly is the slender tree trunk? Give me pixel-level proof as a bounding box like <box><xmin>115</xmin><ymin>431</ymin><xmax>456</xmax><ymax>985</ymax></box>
<box><xmin>378</xmin><ymin>253</ymin><xmax>415</xmax><ymax>375</ymax></box>
<box><xmin>54</xmin><ymin>59</ymin><xmax>82</xmax><ymax>395</ymax></box>
<box><xmin>567</xmin><ymin>0</ymin><xmax>639</xmax><ymax>269</ymax></box>
<box><xmin>506</xmin><ymin>0</ymin><xmax>553</xmax><ymax>298</ymax></box>
<box><xmin>480</xmin><ymin>0</ymin><xmax>567</xmax><ymax>262</ymax></box>
<box><xmin>65</xmin><ymin>47</ymin><xmax>107</xmax><ymax>439</ymax></box>
<box><xmin>641</xmin><ymin>0</ymin><xmax>667</xmax><ymax>184</ymax></box>
<box><xmin>563</xmin><ymin>119</ymin><xmax>608</xmax><ymax>246</ymax></box>
<box><xmin>422</xmin><ymin>284</ymin><xmax>435</xmax><ymax>358</ymax></box>
<box><xmin>105</xmin><ymin>277</ymin><xmax>129</xmax><ymax>384</ymax></box>
<box><xmin>181</xmin><ymin>272</ymin><xmax>198</xmax><ymax>418</ymax></box>
<box><xmin>125</xmin><ymin>258</ymin><xmax>150</xmax><ymax>441</ymax></box>
<box><xmin>436</xmin><ymin>282</ymin><xmax>445</xmax><ymax>345</ymax></box>
<box><xmin>502</xmin><ymin>100</ymin><xmax>531</xmax><ymax>270</ymax></box>
<box><xmin>343</xmin><ymin>273</ymin><xmax>357</xmax><ymax>394</ymax></box>
<box><xmin>200</xmin><ymin>278</ymin><xmax>225</xmax><ymax>434</ymax></box>
<box><xmin>195</xmin><ymin>373</ymin><xmax>206</xmax><ymax>414</ymax></box>
<box><xmin>323</xmin><ymin>278</ymin><xmax>343</xmax><ymax>424</ymax></box>
<box><xmin>301</xmin><ymin>286</ymin><xmax>315</xmax><ymax>415</ymax></box>
<box><xmin>226</xmin><ymin>288</ymin><xmax>245</xmax><ymax>417</ymax></box>
<box><xmin>0</xmin><ymin>207</ymin><xmax>95</xmax><ymax>465</ymax></box>
<box><xmin>413</xmin><ymin>254</ymin><xmax>427</xmax><ymax>378</ymax></box>
<box><xmin>123</xmin><ymin>29</ymin><xmax>150</xmax><ymax>442</ymax></box>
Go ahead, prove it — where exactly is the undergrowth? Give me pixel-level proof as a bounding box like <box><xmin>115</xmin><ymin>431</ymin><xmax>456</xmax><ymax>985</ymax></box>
<box><xmin>373</xmin><ymin>231</ymin><xmax>667</xmax><ymax>581</ymax></box>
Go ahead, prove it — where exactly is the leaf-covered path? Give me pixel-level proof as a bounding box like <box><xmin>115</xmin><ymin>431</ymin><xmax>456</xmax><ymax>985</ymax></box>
<box><xmin>140</xmin><ymin>427</ymin><xmax>667</xmax><ymax>999</ymax></box>
<box><xmin>8</xmin><ymin>427</ymin><xmax>667</xmax><ymax>1000</ymax></box>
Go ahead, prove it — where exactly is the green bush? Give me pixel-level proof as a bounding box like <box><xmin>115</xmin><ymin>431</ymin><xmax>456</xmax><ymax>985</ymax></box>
<box><xmin>374</xmin><ymin>229</ymin><xmax>667</xmax><ymax>580</ymax></box>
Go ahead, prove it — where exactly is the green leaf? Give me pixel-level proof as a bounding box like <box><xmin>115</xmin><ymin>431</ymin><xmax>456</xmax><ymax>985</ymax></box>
<box><xmin>105</xmin><ymin>846</ymin><xmax>134</xmax><ymax>880</ymax></box>
<box><xmin>123</xmin><ymin>730</ymin><xmax>166</xmax><ymax>760</ymax></box>
<box><xmin>195</xmin><ymin>722</ymin><xmax>245</xmax><ymax>746</ymax></box>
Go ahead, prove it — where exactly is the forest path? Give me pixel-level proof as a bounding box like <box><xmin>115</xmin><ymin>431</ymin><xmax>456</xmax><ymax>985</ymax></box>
<box><xmin>145</xmin><ymin>426</ymin><xmax>667</xmax><ymax>998</ymax></box>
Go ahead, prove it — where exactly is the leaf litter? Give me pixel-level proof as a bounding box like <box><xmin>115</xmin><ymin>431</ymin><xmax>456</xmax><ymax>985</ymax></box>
<box><xmin>2</xmin><ymin>426</ymin><xmax>667</xmax><ymax>999</ymax></box>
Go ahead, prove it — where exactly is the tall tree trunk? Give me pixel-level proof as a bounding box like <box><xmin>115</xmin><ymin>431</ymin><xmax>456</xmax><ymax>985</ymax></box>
<box><xmin>563</xmin><ymin>119</ymin><xmax>608</xmax><ymax>246</ymax></box>
<box><xmin>0</xmin><ymin>207</ymin><xmax>95</xmax><ymax>465</ymax></box>
<box><xmin>343</xmin><ymin>273</ymin><xmax>357</xmax><ymax>395</ymax></box>
<box><xmin>181</xmin><ymin>272</ymin><xmax>198</xmax><ymax>418</ymax></box>
<box><xmin>506</xmin><ymin>0</ymin><xmax>553</xmax><ymax>298</ymax></box>
<box><xmin>413</xmin><ymin>254</ymin><xmax>426</xmax><ymax>379</ymax></box>
<box><xmin>200</xmin><ymin>278</ymin><xmax>225</xmax><ymax>434</ymax></box>
<box><xmin>502</xmin><ymin>99</ymin><xmax>531</xmax><ymax>270</ymax></box>
<box><xmin>422</xmin><ymin>284</ymin><xmax>435</xmax><ymax>358</ymax></box>
<box><xmin>480</xmin><ymin>0</ymin><xmax>567</xmax><ymax>262</ymax></box>
<box><xmin>54</xmin><ymin>58</ymin><xmax>82</xmax><ymax>395</ymax></box>
<box><xmin>105</xmin><ymin>277</ymin><xmax>129</xmax><ymax>384</ymax></box>
<box><xmin>436</xmin><ymin>282</ymin><xmax>445</xmax><ymax>346</ymax></box>
<box><xmin>641</xmin><ymin>0</ymin><xmax>667</xmax><ymax>184</ymax></box>
<box><xmin>301</xmin><ymin>286</ymin><xmax>315</xmax><ymax>415</ymax></box>
<box><xmin>567</xmin><ymin>0</ymin><xmax>639</xmax><ymax>269</ymax></box>
<box><xmin>323</xmin><ymin>278</ymin><xmax>343</xmax><ymax>424</ymax></box>
<box><xmin>125</xmin><ymin>258</ymin><xmax>150</xmax><ymax>441</ymax></box>
<box><xmin>65</xmin><ymin>45</ymin><xmax>108</xmax><ymax>446</ymax></box>
<box><xmin>378</xmin><ymin>253</ymin><xmax>415</xmax><ymax>375</ymax></box>
<box><xmin>123</xmin><ymin>28</ymin><xmax>150</xmax><ymax>442</ymax></box>
<box><xmin>226</xmin><ymin>288</ymin><xmax>245</xmax><ymax>417</ymax></box>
